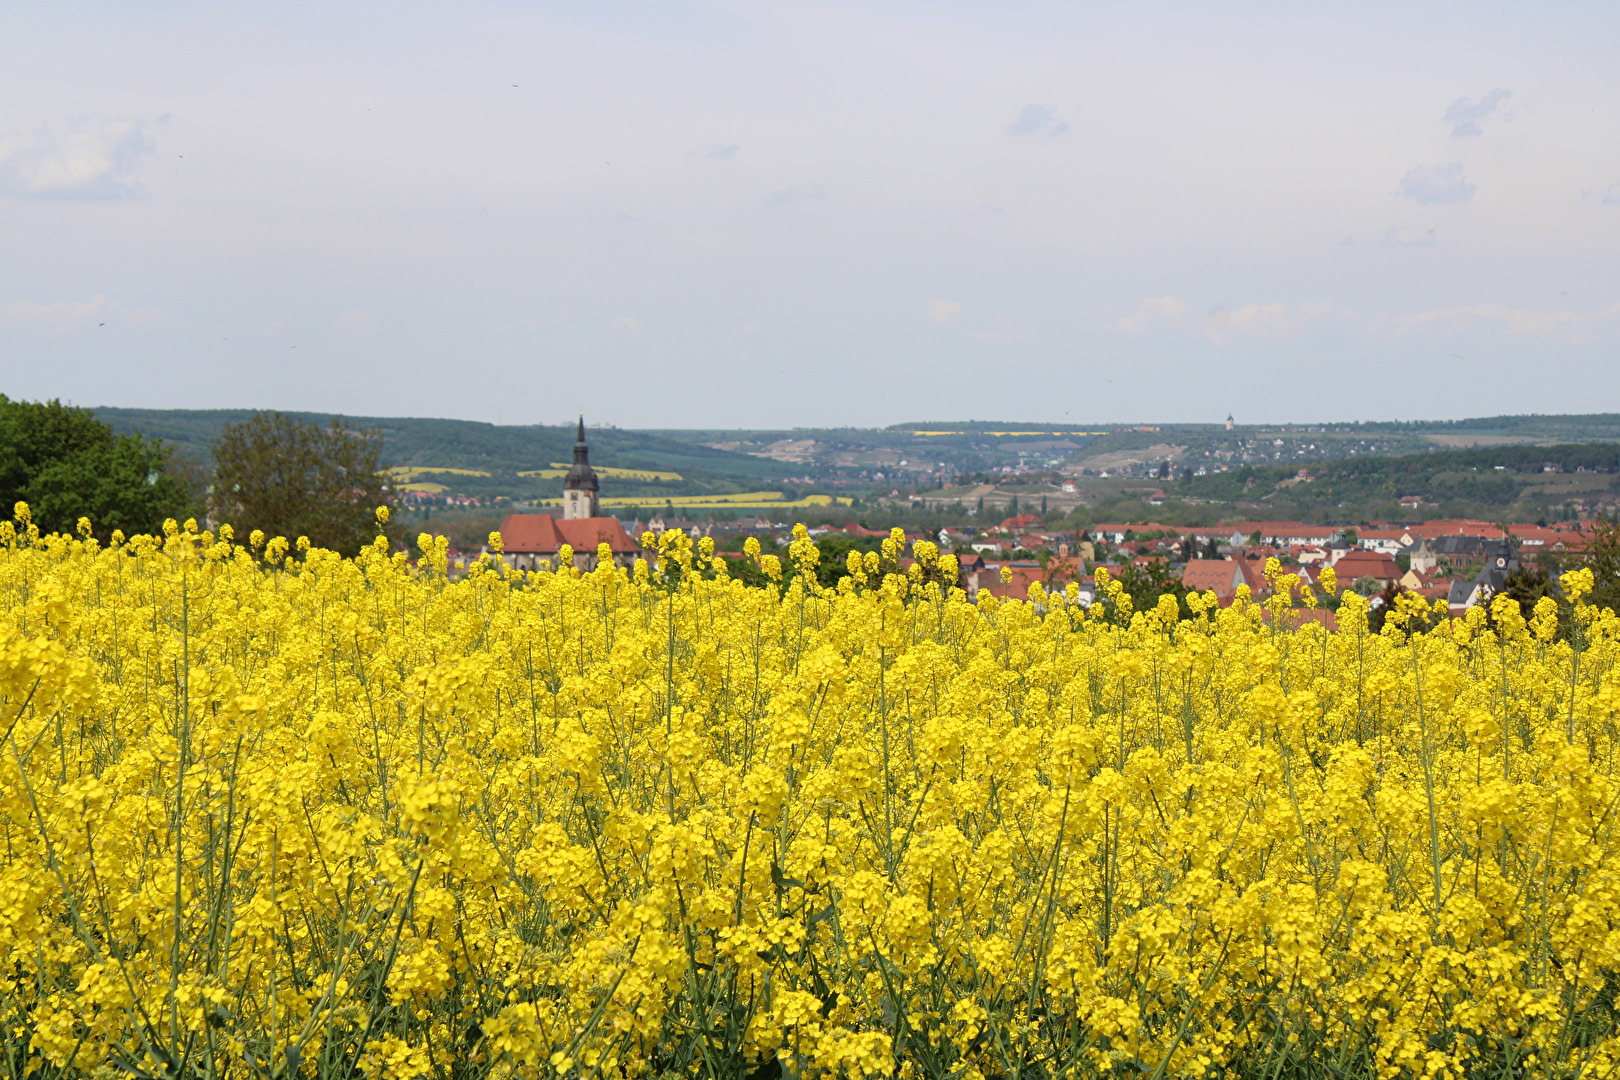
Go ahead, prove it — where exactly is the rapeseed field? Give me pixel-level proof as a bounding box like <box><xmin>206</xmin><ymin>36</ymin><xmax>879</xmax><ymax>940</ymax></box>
<box><xmin>5</xmin><ymin>504</ymin><xmax>1620</xmax><ymax>1079</ymax></box>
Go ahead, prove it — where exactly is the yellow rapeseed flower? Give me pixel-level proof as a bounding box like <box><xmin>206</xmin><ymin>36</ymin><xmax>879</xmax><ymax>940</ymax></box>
<box><xmin>0</xmin><ymin>505</ymin><xmax>1617</xmax><ymax>1077</ymax></box>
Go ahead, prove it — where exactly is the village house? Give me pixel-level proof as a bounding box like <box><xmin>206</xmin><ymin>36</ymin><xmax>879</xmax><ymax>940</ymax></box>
<box><xmin>1180</xmin><ymin>559</ymin><xmax>1247</xmax><ymax>605</ymax></box>
<box><xmin>1353</xmin><ymin>528</ymin><xmax>1413</xmax><ymax>556</ymax></box>
<box><xmin>1406</xmin><ymin>539</ymin><xmax>1440</xmax><ymax>575</ymax></box>
<box><xmin>1327</xmin><ymin>550</ymin><xmax>1402</xmax><ymax>590</ymax></box>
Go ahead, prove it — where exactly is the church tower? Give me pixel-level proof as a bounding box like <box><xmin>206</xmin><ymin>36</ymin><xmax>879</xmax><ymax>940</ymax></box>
<box><xmin>562</xmin><ymin>415</ymin><xmax>600</xmax><ymax>520</ymax></box>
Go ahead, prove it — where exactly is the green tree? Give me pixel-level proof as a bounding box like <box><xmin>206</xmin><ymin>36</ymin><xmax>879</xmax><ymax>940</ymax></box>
<box><xmin>1578</xmin><ymin>515</ymin><xmax>1620</xmax><ymax>615</ymax></box>
<box><xmin>1481</xmin><ymin>564</ymin><xmax>1571</xmax><ymax>640</ymax></box>
<box><xmin>210</xmin><ymin>412</ymin><xmax>391</xmax><ymax>554</ymax></box>
<box><xmin>1093</xmin><ymin>561</ymin><xmax>1191</xmax><ymax>625</ymax></box>
<box><xmin>1035</xmin><ymin>547</ymin><xmax>1082</xmax><ymax>590</ymax></box>
<box><xmin>1367</xmin><ymin>581</ymin><xmax>1445</xmax><ymax>635</ymax></box>
<box><xmin>0</xmin><ymin>396</ymin><xmax>193</xmax><ymax>536</ymax></box>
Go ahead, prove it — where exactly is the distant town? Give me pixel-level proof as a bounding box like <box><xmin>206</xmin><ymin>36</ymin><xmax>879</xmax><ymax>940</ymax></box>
<box><xmin>480</xmin><ymin>419</ymin><xmax>1595</xmax><ymax>626</ymax></box>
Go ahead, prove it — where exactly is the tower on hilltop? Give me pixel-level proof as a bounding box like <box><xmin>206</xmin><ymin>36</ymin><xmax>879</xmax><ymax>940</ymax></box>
<box><xmin>562</xmin><ymin>415</ymin><xmax>600</xmax><ymax>520</ymax></box>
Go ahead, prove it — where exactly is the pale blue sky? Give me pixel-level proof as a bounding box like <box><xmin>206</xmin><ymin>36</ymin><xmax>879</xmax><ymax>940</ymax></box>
<box><xmin>2</xmin><ymin>2</ymin><xmax>1617</xmax><ymax>428</ymax></box>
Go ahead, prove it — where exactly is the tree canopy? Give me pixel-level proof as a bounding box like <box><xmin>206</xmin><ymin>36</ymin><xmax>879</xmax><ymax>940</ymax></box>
<box><xmin>0</xmin><ymin>396</ymin><xmax>193</xmax><ymax>536</ymax></box>
<box><xmin>210</xmin><ymin>411</ymin><xmax>391</xmax><ymax>554</ymax></box>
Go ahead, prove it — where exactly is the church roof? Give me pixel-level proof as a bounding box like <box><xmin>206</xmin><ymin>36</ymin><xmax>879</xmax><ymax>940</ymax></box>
<box><xmin>499</xmin><ymin>513</ymin><xmax>638</xmax><ymax>554</ymax></box>
<box><xmin>1473</xmin><ymin>540</ymin><xmax>1519</xmax><ymax>592</ymax></box>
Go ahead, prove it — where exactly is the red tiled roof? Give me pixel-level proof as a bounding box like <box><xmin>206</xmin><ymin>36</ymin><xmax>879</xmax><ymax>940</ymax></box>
<box><xmin>1405</xmin><ymin>520</ymin><xmax>1507</xmax><ymax>540</ymax></box>
<box><xmin>1330</xmin><ymin>551</ymin><xmax>1400</xmax><ymax>580</ymax></box>
<box><xmin>1239</xmin><ymin>559</ymin><xmax>1271</xmax><ymax>593</ymax></box>
<box><xmin>1089</xmin><ymin>522</ymin><xmax>1179</xmax><ymax>536</ymax></box>
<box><xmin>1182</xmin><ymin>559</ymin><xmax>1242</xmax><ymax>594</ymax></box>
<box><xmin>1221</xmin><ymin>521</ymin><xmax>1332</xmax><ymax>535</ymax></box>
<box><xmin>1263</xmin><ymin>607</ymin><xmax>1339</xmax><ymax>630</ymax></box>
<box><xmin>977</xmin><ymin>558</ymin><xmax>1086</xmax><ymax>600</ymax></box>
<box><xmin>499</xmin><ymin>514</ymin><xmax>638</xmax><ymax>554</ymax></box>
<box><xmin>1511</xmin><ymin>525</ymin><xmax>1586</xmax><ymax>547</ymax></box>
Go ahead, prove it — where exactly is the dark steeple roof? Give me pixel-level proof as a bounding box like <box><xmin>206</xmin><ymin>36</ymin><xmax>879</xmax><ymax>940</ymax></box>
<box><xmin>1474</xmin><ymin>538</ymin><xmax>1519</xmax><ymax>595</ymax></box>
<box><xmin>565</xmin><ymin>415</ymin><xmax>599</xmax><ymax>493</ymax></box>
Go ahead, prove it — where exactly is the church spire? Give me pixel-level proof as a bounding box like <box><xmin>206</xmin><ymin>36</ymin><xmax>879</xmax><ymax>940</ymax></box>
<box><xmin>562</xmin><ymin>414</ymin><xmax>600</xmax><ymax>520</ymax></box>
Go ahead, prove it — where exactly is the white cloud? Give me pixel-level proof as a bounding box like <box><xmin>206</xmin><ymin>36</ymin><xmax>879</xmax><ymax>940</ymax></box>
<box><xmin>1383</xmin><ymin>226</ymin><xmax>1437</xmax><ymax>247</ymax></box>
<box><xmin>0</xmin><ymin>295</ymin><xmax>110</xmax><ymax>334</ymax></box>
<box><xmin>1207</xmin><ymin>303</ymin><xmax>1292</xmax><ymax>338</ymax></box>
<box><xmin>963</xmin><ymin>315</ymin><xmax>1029</xmax><ymax>345</ymax></box>
<box><xmin>1168</xmin><ymin>297</ymin><xmax>1620</xmax><ymax>345</ymax></box>
<box><xmin>0</xmin><ymin>116</ymin><xmax>154</xmax><ymax>198</ymax></box>
<box><xmin>763</xmin><ymin>183</ymin><xmax>825</xmax><ymax>207</ymax></box>
<box><xmin>334</xmin><ymin>309</ymin><xmax>377</xmax><ymax>336</ymax></box>
<box><xmin>1375</xmin><ymin>304</ymin><xmax>1587</xmax><ymax>340</ymax></box>
<box><xmin>1008</xmin><ymin>104</ymin><xmax>1066</xmax><ymax>137</ymax></box>
<box><xmin>929</xmin><ymin>299</ymin><xmax>963</xmax><ymax>326</ymax></box>
<box><xmin>1443</xmin><ymin>89</ymin><xmax>1510</xmax><ymax>137</ymax></box>
<box><xmin>0</xmin><ymin>294</ymin><xmax>164</xmax><ymax>335</ymax></box>
<box><xmin>608</xmin><ymin>316</ymin><xmax>644</xmax><ymax>337</ymax></box>
<box><xmin>1112</xmin><ymin>296</ymin><xmax>1188</xmax><ymax>334</ymax></box>
<box><xmin>1107</xmin><ymin>296</ymin><xmax>1616</xmax><ymax>346</ymax></box>
<box><xmin>1396</xmin><ymin>163</ymin><xmax>1475</xmax><ymax>205</ymax></box>
<box><xmin>1205</xmin><ymin>302</ymin><xmax>1345</xmax><ymax>340</ymax></box>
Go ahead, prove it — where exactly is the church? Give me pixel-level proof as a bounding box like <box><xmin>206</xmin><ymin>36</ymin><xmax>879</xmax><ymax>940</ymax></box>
<box><xmin>494</xmin><ymin>417</ymin><xmax>641</xmax><ymax>571</ymax></box>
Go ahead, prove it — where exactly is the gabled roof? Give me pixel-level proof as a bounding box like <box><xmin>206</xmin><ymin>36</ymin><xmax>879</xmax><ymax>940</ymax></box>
<box><xmin>1181</xmin><ymin>559</ymin><xmax>1243</xmax><ymax>594</ymax></box>
<box><xmin>499</xmin><ymin>514</ymin><xmax>638</xmax><ymax>554</ymax></box>
<box><xmin>1430</xmin><ymin>535</ymin><xmax>1488</xmax><ymax>555</ymax></box>
<box><xmin>1408</xmin><ymin>520</ymin><xmax>1507</xmax><ymax>540</ymax></box>
<box><xmin>1330</xmin><ymin>551</ymin><xmax>1401</xmax><ymax>580</ymax></box>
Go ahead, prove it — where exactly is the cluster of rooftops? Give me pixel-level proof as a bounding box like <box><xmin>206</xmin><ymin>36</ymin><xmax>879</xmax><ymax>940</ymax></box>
<box><xmin>479</xmin><ymin>423</ymin><xmax>1588</xmax><ymax>622</ymax></box>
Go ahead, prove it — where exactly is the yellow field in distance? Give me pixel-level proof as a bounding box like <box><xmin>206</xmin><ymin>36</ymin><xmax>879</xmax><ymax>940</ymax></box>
<box><xmin>539</xmin><ymin>492</ymin><xmax>850</xmax><ymax>509</ymax></box>
<box><xmin>518</xmin><ymin>464</ymin><xmax>685</xmax><ymax>482</ymax></box>
<box><xmin>386</xmin><ymin>466</ymin><xmax>493</xmax><ymax>481</ymax></box>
